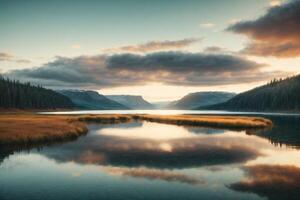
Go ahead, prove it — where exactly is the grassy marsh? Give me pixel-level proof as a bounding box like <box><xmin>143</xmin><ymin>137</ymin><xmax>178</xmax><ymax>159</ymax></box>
<box><xmin>0</xmin><ymin>113</ymin><xmax>273</xmax><ymax>145</ymax></box>
<box><xmin>0</xmin><ymin>114</ymin><xmax>87</xmax><ymax>145</ymax></box>
<box><xmin>133</xmin><ymin>114</ymin><xmax>273</xmax><ymax>129</ymax></box>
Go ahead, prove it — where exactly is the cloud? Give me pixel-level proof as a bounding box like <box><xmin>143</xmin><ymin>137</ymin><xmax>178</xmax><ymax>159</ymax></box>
<box><xmin>40</xmin><ymin>124</ymin><xmax>263</xmax><ymax>169</ymax></box>
<box><xmin>15</xmin><ymin>59</ymin><xmax>31</xmax><ymax>64</ymax></box>
<box><xmin>0</xmin><ymin>52</ymin><xmax>14</xmax><ymax>61</ymax></box>
<box><xmin>229</xmin><ymin>164</ymin><xmax>300</xmax><ymax>200</ymax></box>
<box><xmin>0</xmin><ymin>52</ymin><xmax>31</xmax><ymax>64</ymax></box>
<box><xmin>200</xmin><ymin>22</ymin><xmax>215</xmax><ymax>28</ymax></box>
<box><xmin>105</xmin><ymin>52</ymin><xmax>264</xmax><ymax>74</ymax></box>
<box><xmin>106</xmin><ymin>166</ymin><xmax>202</xmax><ymax>185</ymax></box>
<box><xmin>227</xmin><ymin>0</ymin><xmax>300</xmax><ymax>57</ymax></box>
<box><xmin>103</xmin><ymin>38</ymin><xmax>200</xmax><ymax>53</ymax></box>
<box><xmin>5</xmin><ymin>51</ymin><xmax>284</xmax><ymax>88</ymax></box>
<box><xmin>227</xmin><ymin>18</ymin><xmax>241</xmax><ymax>25</ymax></box>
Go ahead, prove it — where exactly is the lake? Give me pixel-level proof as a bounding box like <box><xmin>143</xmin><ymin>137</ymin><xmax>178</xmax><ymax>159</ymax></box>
<box><xmin>1</xmin><ymin>111</ymin><xmax>300</xmax><ymax>200</ymax></box>
<box><xmin>39</xmin><ymin>109</ymin><xmax>300</xmax><ymax>116</ymax></box>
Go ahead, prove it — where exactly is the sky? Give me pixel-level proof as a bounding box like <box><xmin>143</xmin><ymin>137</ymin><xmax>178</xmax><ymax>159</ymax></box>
<box><xmin>1</xmin><ymin>0</ymin><xmax>299</xmax><ymax>102</ymax></box>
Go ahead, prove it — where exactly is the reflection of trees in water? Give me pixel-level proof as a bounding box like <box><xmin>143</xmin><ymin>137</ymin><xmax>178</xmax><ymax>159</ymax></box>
<box><xmin>229</xmin><ymin>164</ymin><xmax>300</xmax><ymax>200</ymax></box>
<box><xmin>0</xmin><ymin>138</ymin><xmax>81</xmax><ymax>164</ymax></box>
<box><xmin>0</xmin><ymin>145</ymin><xmax>41</xmax><ymax>164</ymax></box>
<box><xmin>247</xmin><ymin>116</ymin><xmax>300</xmax><ymax>149</ymax></box>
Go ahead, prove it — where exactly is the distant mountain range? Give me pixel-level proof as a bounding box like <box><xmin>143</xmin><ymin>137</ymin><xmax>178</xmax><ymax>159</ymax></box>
<box><xmin>58</xmin><ymin>90</ymin><xmax>128</xmax><ymax>110</ymax></box>
<box><xmin>106</xmin><ymin>95</ymin><xmax>154</xmax><ymax>109</ymax></box>
<box><xmin>167</xmin><ymin>92</ymin><xmax>236</xmax><ymax>110</ymax></box>
<box><xmin>3</xmin><ymin>74</ymin><xmax>300</xmax><ymax>112</ymax></box>
<box><xmin>204</xmin><ymin>75</ymin><xmax>300</xmax><ymax>112</ymax></box>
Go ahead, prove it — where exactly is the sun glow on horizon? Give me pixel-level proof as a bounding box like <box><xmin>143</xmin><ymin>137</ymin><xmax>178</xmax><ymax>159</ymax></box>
<box><xmin>99</xmin><ymin>82</ymin><xmax>266</xmax><ymax>102</ymax></box>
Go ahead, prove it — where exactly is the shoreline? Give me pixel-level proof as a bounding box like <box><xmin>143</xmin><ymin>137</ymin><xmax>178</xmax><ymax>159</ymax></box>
<box><xmin>132</xmin><ymin>114</ymin><xmax>273</xmax><ymax>129</ymax></box>
<box><xmin>0</xmin><ymin>113</ymin><xmax>273</xmax><ymax>145</ymax></box>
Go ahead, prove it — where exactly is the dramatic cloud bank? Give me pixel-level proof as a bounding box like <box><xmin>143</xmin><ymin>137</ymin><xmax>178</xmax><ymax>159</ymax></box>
<box><xmin>228</xmin><ymin>0</ymin><xmax>300</xmax><ymax>58</ymax></box>
<box><xmin>6</xmin><ymin>51</ymin><xmax>285</xmax><ymax>88</ymax></box>
<box><xmin>5</xmin><ymin>51</ymin><xmax>282</xmax><ymax>89</ymax></box>
<box><xmin>6</xmin><ymin>52</ymin><xmax>284</xmax><ymax>87</ymax></box>
<box><xmin>103</xmin><ymin>38</ymin><xmax>200</xmax><ymax>53</ymax></box>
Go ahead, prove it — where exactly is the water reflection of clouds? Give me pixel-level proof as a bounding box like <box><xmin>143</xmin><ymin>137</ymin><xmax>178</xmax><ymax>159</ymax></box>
<box><xmin>99</xmin><ymin>122</ymin><xmax>197</xmax><ymax>140</ymax></box>
<box><xmin>3</xmin><ymin>119</ymin><xmax>300</xmax><ymax>200</ymax></box>
<box><xmin>39</xmin><ymin>125</ymin><xmax>265</xmax><ymax>169</ymax></box>
<box><xmin>2</xmin><ymin>118</ymin><xmax>300</xmax><ymax>200</ymax></box>
<box><xmin>21</xmin><ymin>120</ymin><xmax>300</xmax><ymax>177</ymax></box>
<box><xmin>229</xmin><ymin>164</ymin><xmax>300</xmax><ymax>200</ymax></box>
<box><xmin>91</xmin><ymin>121</ymin><xmax>226</xmax><ymax>140</ymax></box>
<box><xmin>103</xmin><ymin>166</ymin><xmax>204</xmax><ymax>185</ymax></box>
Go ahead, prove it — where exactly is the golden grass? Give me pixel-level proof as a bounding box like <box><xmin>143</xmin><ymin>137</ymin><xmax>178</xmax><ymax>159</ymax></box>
<box><xmin>77</xmin><ymin>114</ymin><xmax>132</xmax><ymax>123</ymax></box>
<box><xmin>0</xmin><ymin>113</ymin><xmax>272</xmax><ymax>145</ymax></box>
<box><xmin>0</xmin><ymin>114</ymin><xmax>87</xmax><ymax>145</ymax></box>
<box><xmin>76</xmin><ymin>114</ymin><xmax>272</xmax><ymax>129</ymax></box>
<box><xmin>132</xmin><ymin>114</ymin><xmax>273</xmax><ymax>129</ymax></box>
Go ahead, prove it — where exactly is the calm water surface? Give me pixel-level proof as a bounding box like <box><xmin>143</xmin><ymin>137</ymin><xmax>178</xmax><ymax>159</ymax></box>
<box><xmin>1</xmin><ymin>113</ymin><xmax>300</xmax><ymax>200</ymax></box>
<box><xmin>39</xmin><ymin>109</ymin><xmax>300</xmax><ymax>116</ymax></box>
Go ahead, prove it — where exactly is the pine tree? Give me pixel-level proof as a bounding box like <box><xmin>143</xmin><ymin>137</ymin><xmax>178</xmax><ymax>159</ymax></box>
<box><xmin>0</xmin><ymin>77</ymin><xmax>74</xmax><ymax>109</ymax></box>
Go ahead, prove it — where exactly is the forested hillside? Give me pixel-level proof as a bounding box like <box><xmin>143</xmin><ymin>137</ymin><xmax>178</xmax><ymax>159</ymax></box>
<box><xmin>167</xmin><ymin>92</ymin><xmax>235</xmax><ymax>110</ymax></box>
<box><xmin>0</xmin><ymin>77</ymin><xmax>74</xmax><ymax>109</ymax></box>
<box><xmin>204</xmin><ymin>75</ymin><xmax>300</xmax><ymax>112</ymax></box>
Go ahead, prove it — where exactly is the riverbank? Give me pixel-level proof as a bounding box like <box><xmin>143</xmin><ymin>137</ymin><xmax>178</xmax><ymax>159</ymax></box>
<box><xmin>0</xmin><ymin>113</ymin><xmax>273</xmax><ymax>145</ymax></box>
<box><xmin>0</xmin><ymin>114</ymin><xmax>88</xmax><ymax>145</ymax></box>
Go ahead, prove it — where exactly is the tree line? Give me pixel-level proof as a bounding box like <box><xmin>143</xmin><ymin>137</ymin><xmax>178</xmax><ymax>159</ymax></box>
<box><xmin>0</xmin><ymin>76</ymin><xmax>74</xmax><ymax>109</ymax></box>
<box><xmin>205</xmin><ymin>74</ymin><xmax>300</xmax><ymax>112</ymax></box>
